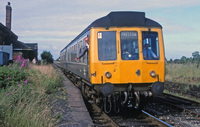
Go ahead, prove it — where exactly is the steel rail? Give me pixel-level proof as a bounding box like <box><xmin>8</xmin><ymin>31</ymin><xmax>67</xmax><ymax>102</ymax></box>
<box><xmin>142</xmin><ymin>110</ymin><xmax>173</xmax><ymax>127</ymax></box>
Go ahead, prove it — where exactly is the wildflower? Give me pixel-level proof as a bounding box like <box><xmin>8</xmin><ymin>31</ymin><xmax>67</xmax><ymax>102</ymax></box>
<box><xmin>29</xmin><ymin>84</ymin><xmax>31</xmax><ymax>86</ymax></box>
<box><xmin>28</xmin><ymin>76</ymin><xmax>30</xmax><ymax>79</ymax></box>
<box><xmin>18</xmin><ymin>84</ymin><xmax>21</xmax><ymax>87</ymax></box>
<box><xmin>25</xmin><ymin>80</ymin><xmax>28</xmax><ymax>83</ymax></box>
<box><xmin>5</xmin><ymin>92</ymin><xmax>11</xmax><ymax>96</ymax></box>
<box><xmin>8</xmin><ymin>77</ymin><xmax>10</xmax><ymax>80</ymax></box>
<box><xmin>18</xmin><ymin>55</ymin><xmax>20</xmax><ymax>59</ymax></box>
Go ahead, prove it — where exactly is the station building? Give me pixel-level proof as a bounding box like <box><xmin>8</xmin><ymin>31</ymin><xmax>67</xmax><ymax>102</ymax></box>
<box><xmin>0</xmin><ymin>2</ymin><xmax>38</xmax><ymax>62</ymax></box>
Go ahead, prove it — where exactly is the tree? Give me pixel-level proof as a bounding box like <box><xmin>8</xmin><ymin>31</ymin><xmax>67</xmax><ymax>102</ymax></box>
<box><xmin>192</xmin><ymin>51</ymin><xmax>199</xmax><ymax>59</ymax></box>
<box><xmin>41</xmin><ymin>51</ymin><xmax>53</xmax><ymax>64</ymax></box>
<box><xmin>180</xmin><ymin>56</ymin><xmax>187</xmax><ymax>64</ymax></box>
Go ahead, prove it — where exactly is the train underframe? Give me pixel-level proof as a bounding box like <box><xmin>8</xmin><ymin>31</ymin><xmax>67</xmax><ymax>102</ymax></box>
<box><xmin>64</xmin><ymin>71</ymin><xmax>164</xmax><ymax>114</ymax></box>
<box><xmin>82</xmin><ymin>83</ymin><xmax>153</xmax><ymax>114</ymax></box>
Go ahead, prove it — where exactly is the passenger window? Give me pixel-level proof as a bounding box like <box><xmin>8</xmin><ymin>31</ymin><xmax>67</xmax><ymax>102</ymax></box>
<box><xmin>78</xmin><ymin>41</ymin><xmax>82</xmax><ymax>63</ymax></box>
<box><xmin>142</xmin><ymin>32</ymin><xmax>159</xmax><ymax>60</ymax></box>
<box><xmin>98</xmin><ymin>31</ymin><xmax>117</xmax><ymax>61</ymax></box>
<box><xmin>120</xmin><ymin>31</ymin><xmax>139</xmax><ymax>60</ymax></box>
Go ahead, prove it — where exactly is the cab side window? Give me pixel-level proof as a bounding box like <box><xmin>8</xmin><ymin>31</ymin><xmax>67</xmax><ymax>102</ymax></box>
<box><xmin>142</xmin><ymin>32</ymin><xmax>159</xmax><ymax>60</ymax></box>
<box><xmin>97</xmin><ymin>31</ymin><xmax>117</xmax><ymax>61</ymax></box>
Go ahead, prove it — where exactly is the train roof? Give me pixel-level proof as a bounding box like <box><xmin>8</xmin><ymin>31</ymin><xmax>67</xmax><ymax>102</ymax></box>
<box><xmin>89</xmin><ymin>11</ymin><xmax>162</xmax><ymax>28</ymax></box>
<box><xmin>61</xmin><ymin>11</ymin><xmax>162</xmax><ymax>52</ymax></box>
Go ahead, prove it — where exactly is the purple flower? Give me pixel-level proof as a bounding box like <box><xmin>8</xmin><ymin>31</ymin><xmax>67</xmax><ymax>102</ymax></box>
<box><xmin>25</xmin><ymin>80</ymin><xmax>28</xmax><ymax>83</ymax></box>
<box><xmin>29</xmin><ymin>84</ymin><xmax>31</xmax><ymax>86</ymax></box>
<box><xmin>8</xmin><ymin>77</ymin><xmax>10</xmax><ymax>80</ymax></box>
<box><xmin>18</xmin><ymin>84</ymin><xmax>21</xmax><ymax>87</ymax></box>
<box><xmin>28</xmin><ymin>76</ymin><xmax>30</xmax><ymax>79</ymax></box>
<box><xmin>5</xmin><ymin>92</ymin><xmax>11</xmax><ymax>96</ymax></box>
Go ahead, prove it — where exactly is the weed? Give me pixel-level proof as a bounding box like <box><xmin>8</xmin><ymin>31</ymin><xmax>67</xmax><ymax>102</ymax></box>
<box><xmin>166</xmin><ymin>63</ymin><xmax>200</xmax><ymax>85</ymax></box>
<box><xmin>0</xmin><ymin>55</ymin><xmax>63</xmax><ymax>127</ymax></box>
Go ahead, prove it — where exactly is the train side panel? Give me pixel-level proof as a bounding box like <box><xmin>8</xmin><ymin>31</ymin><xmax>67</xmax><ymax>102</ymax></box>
<box><xmin>62</xmin><ymin>31</ymin><xmax>91</xmax><ymax>81</ymax></box>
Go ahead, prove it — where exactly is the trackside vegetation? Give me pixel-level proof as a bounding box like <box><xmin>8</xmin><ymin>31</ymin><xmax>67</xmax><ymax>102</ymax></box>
<box><xmin>0</xmin><ymin>56</ymin><xmax>63</xmax><ymax>127</ymax></box>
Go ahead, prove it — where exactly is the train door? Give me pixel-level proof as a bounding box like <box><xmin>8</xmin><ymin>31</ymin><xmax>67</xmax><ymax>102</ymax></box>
<box><xmin>141</xmin><ymin>30</ymin><xmax>165</xmax><ymax>83</ymax></box>
<box><xmin>90</xmin><ymin>30</ymin><xmax>120</xmax><ymax>84</ymax></box>
<box><xmin>119</xmin><ymin>31</ymin><xmax>142</xmax><ymax>83</ymax></box>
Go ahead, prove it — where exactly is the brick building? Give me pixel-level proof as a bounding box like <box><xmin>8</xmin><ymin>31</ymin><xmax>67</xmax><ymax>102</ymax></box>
<box><xmin>0</xmin><ymin>2</ymin><xmax>38</xmax><ymax>61</ymax></box>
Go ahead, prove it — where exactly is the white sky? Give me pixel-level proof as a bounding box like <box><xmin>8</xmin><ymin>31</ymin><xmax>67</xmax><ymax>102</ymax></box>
<box><xmin>0</xmin><ymin>0</ymin><xmax>200</xmax><ymax>60</ymax></box>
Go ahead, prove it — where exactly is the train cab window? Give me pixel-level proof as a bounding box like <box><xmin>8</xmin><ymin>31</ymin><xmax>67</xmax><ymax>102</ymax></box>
<box><xmin>120</xmin><ymin>31</ymin><xmax>139</xmax><ymax>60</ymax></box>
<box><xmin>142</xmin><ymin>32</ymin><xmax>159</xmax><ymax>60</ymax></box>
<box><xmin>98</xmin><ymin>31</ymin><xmax>117</xmax><ymax>61</ymax></box>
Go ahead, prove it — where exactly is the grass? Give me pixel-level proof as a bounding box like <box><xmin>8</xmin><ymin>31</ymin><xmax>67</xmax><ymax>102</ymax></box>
<box><xmin>165</xmin><ymin>63</ymin><xmax>200</xmax><ymax>102</ymax></box>
<box><xmin>164</xmin><ymin>90</ymin><xmax>200</xmax><ymax>103</ymax></box>
<box><xmin>165</xmin><ymin>63</ymin><xmax>200</xmax><ymax>85</ymax></box>
<box><xmin>0</xmin><ymin>64</ymin><xmax>63</xmax><ymax>127</ymax></box>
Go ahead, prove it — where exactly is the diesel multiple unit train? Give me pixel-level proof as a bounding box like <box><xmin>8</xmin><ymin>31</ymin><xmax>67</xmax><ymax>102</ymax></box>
<box><xmin>60</xmin><ymin>11</ymin><xmax>165</xmax><ymax>113</ymax></box>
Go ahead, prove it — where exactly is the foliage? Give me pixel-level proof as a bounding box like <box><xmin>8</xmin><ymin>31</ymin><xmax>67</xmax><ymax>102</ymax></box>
<box><xmin>56</xmin><ymin>57</ymin><xmax>60</xmax><ymax>61</ymax></box>
<box><xmin>0</xmin><ymin>55</ymin><xmax>63</xmax><ymax>127</ymax></box>
<box><xmin>0</xmin><ymin>56</ymin><xmax>29</xmax><ymax>88</ymax></box>
<box><xmin>167</xmin><ymin>51</ymin><xmax>200</xmax><ymax>68</ymax></box>
<box><xmin>165</xmin><ymin>63</ymin><xmax>200</xmax><ymax>85</ymax></box>
<box><xmin>41</xmin><ymin>51</ymin><xmax>54</xmax><ymax>64</ymax></box>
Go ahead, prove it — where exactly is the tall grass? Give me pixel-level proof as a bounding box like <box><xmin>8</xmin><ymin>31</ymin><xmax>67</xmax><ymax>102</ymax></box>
<box><xmin>166</xmin><ymin>63</ymin><xmax>200</xmax><ymax>85</ymax></box>
<box><xmin>31</xmin><ymin>65</ymin><xmax>63</xmax><ymax>94</ymax></box>
<box><xmin>0</xmin><ymin>63</ymin><xmax>63</xmax><ymax>127</ymax></box>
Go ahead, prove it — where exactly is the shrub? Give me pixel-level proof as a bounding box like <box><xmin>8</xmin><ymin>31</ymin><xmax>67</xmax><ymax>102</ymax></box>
<box><xmin>0</xmin><ymin>56</ymin><xmax>29</xmax><ymax>88</ymax></box>
<box><xmin>0</xmin><ymin>55</ymin><xmax>63</xmax><ymax>127</ymax></box>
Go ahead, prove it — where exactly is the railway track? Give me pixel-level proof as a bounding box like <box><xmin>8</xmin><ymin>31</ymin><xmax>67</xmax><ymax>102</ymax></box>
<box><xmin>159</xmin><ymin>93</ymin><xmax>200</xmax><ymax>117</ymax></box>
<box><xmin>144</xmin><ymin>93</ymin><xmax>200</xmax><ymax>127</ymax></box>
<box><xmin>53</xmin><ymin>62</ymin><xmax>173</xmax><ymax>127</ymax></box>
<box><xmin>164</xmin><ymin>81</ymin><xmax>200</xmax><ymax>101</ymax></box>
<box><xmin>84</xmin><ymin>95</ymin><xmax>173</xmax><ymax>127</ymax></box>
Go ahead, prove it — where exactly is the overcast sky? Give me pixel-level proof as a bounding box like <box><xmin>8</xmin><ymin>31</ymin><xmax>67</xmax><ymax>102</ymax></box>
<box><xmin>0</xmin><ymin>0</ymin><xmax>200</xmax><ymax>60</ymax></box>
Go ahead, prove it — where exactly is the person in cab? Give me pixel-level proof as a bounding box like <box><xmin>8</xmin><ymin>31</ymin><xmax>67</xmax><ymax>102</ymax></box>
<box><xmin>143</xmin><ymin>44</ymin><xmax>158</xmax><ymax>60</ymax></box>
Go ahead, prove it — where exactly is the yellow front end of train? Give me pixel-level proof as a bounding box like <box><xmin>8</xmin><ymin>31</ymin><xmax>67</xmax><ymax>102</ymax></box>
<box><xmin>60</xmin><ymin>11</ymin><xmax>165</xmax><ymax>112</ymax></box>
<box><xmin>89</xmin><ymin>27</ymin><xmax>165</xmax><ymax>91</ymax></box>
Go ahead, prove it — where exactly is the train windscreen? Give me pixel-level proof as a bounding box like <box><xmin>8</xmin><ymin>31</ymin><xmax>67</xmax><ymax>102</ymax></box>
<box><xmin>142</xmin><ymin>32</ymin><xmax>159</xmax><ymax>60</ymax></box>
<box><xmin>120</xmin><ymin>31</ymin><xmax>139</xmax><ymax>60</ymax></box>
<box><xmin>98</xmin><ymin>31</ymin><xmax>117</xmax><ymax>61</ymax></box>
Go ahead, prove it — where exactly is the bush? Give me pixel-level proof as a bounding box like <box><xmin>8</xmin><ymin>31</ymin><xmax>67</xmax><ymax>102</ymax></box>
<box><xmin>0</xmin><ymin>55</ymin><xmax>63</xmax><ymax>127</ymax></box>
<box><xmin>0</xmin><ymin>56</ymin><xmax>29</xmax><ymax>88</ymax></box>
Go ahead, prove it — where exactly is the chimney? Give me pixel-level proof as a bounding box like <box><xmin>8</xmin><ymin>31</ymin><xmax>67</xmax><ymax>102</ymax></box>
<box><xmin>6</xmin><ymin>2</ymin><xmax>12</xmax><ymax>30</ymax></box>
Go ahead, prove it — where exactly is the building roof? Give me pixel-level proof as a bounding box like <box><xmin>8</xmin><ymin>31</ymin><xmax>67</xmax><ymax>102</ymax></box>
<box><xmin>25</xmin><ymin>43</ymin><xmax>38</xmax><ymax>50</ymax></box>
<box><xmin>12</xmin><ymin>41</ymin><xmax>33</xmax><ymax>50</ymax></box>
<box><xmin>0</xmin><ymin>22</ymin><xmax>18</xmax><ymax>41</ymax></box>
<box><xmin>0</xmin><ymin>22</ymin><xmax>36</xmax><ymax>51</ymax></box>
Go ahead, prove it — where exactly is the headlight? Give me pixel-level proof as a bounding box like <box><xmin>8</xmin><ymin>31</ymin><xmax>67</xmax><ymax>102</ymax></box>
<box><xmin>105</xmin><ymin>71</ymin><xmax>112</xmax><ymax>79</ymax></box>
<box><xmin>150</xmin><ymin>71</ymin><xmax>156</xmax><ymax>77</ymax></box>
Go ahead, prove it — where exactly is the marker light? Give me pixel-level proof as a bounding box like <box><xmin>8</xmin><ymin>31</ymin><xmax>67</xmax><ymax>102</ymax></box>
<box><xmin>105</xmin><ymin>71</ymin><xmax>112</xmax><ymax>79</ymax></box>
<box><xmin>150</xmin><ymin>71</ymin><xmax>156</xmax><ymax>77</ymax></box>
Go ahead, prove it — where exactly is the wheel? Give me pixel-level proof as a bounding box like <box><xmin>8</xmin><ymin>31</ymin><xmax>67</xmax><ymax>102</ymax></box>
<box><xmin>77</xmin><ymin>80</ymin><xmax>82</xmax><ymax>90</ymax></box>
